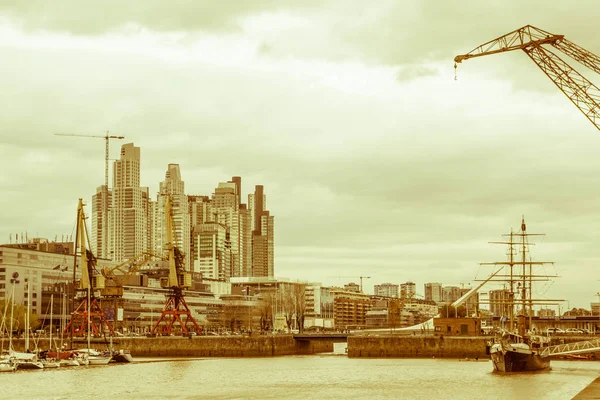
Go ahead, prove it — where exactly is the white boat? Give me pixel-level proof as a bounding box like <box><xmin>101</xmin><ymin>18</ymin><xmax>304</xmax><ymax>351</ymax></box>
<box><xmin>59</xmin><ymin>358</ymin><xmax>80</xmax><ymax>367</ymax></box>
<box><xmin>88</xmin><ymin>355</ymin><xmax>112</xmax><ymax>365</ymax></box>
<box><xmin>76</xmin><ymin>348</ymin><xmax>111</xmax><ymax>365</ymax></box>
<box><xmin>12</xmin><ymin>351</ymin><xmax>44</xmax><ymax>370</ymax></box>
<box><xmin>0</xmin><ymin>358</ymin><xmax>17</xmax><ymax>372</ymax></box>
<box><xmin>41</xmin><ymin>359</ymin><xmax>60</xmax><ymax>368</ymax></box>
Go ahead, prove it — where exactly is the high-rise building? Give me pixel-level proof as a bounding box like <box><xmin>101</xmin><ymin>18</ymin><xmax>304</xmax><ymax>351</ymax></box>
<box><xmin>489</xmin><ymin>289</ymin><xmax>511</xmax><ymax>317</ymax></box>
<box><xmin>239</xmin><ymin>204</ymin><xmax>252</xmax><ymax>277</ymax></box>
<box><xmin>442</xmin><ymin>285</ymin><xmax>462</xmax><ymax>304</ymax></box>
<box><xmin>249</xmin><ymin>185</ymin><xmax>274</xmax><ymax>277</ymax></box>
<box><xmin>110</xmin><ymin>143</ymin><xmax>147</xmax><ymax>262</ymax></box>
<box><xmin>188</xmin><ymin>195</ymin><xmax>213</xmax><ymax>272</ymax></box>
<box><xmin>424</xmin><ymin>282</ymin><xmax>442</xmax><ymax>303</ymax></box>
<box><xmin>155</xmin><ymin>164</ymin><xmax>190</xmax><ymax>267</ymax></box>
<box><xmin>374</xmin><ymin>283</ymin><xmax>399</xmax><ymax>298</ymax></box>
<box><xmin>592</xmin><ymin>302</ymin><xmax>600</xmax><ymax>317</ymax></box>
<box><xmin>212</xmin><ymin>181</ymin><xmax>238</xmax><ymax>278</ymax></box>
<box><xmin>91</xmin><ymin>185</ymin><xmax>111</xmax><ymax>259</ymax></box>
<box><xmin>400</xmin><ymin>281</ymin><xmax>416</xmax><ymax>299</ymax></box>
<box><xmin>344</xmin><ymin>282</ymin><xmax>361</xmax><ymax>293</ymax></box>
<box><xmin>193</xmin><ymin>223</ymin><xmax>230</xmax><ymax>280</ymax></box>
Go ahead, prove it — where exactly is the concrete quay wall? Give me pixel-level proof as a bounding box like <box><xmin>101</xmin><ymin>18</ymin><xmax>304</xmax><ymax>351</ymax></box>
<box><xmin>10</xmin><ymin>335</ymin><xmax>333</xmax><ymax>357</ymax></box>
<box><xmin>348</xmin><ymin>335</ymin><xmax>488</xmax><ymax>358</ymax></box>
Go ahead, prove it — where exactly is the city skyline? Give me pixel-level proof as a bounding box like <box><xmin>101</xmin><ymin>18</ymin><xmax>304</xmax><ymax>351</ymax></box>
<box><xmin>1</xmin><ymin>2</ymin><xmax>599</xmax><ymax>308</ymax></box>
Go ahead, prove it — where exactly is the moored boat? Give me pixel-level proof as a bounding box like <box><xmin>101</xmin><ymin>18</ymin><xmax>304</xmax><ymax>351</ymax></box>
<box><xmin>76</xmin><ymin>348</ymin><xmax>112</xmax><ymax>365</ymax></box>
<box><xmin>0</xmin><ymin>358</ymin><xmax>17</xmax><ymax>372</ymax></box>
<box><xmin>111</xmin><ymin>349</ymin><xmax>134</xmax><ymax>363</ymax></box>
<box><xmin>483</xmin><ymin>218</ymin><xmax>556</xmax><ymax>373</ymax></box>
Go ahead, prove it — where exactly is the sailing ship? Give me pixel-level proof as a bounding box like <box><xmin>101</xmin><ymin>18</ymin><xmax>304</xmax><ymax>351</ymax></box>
<box><xmin>484</xmin><ymin>217</ymin><xmax>557</xmax><ymax>372</ymax></box>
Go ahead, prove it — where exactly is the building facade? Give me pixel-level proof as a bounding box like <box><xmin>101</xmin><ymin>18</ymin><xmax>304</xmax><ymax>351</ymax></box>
<box><xmin>400</xmin><ymin>281</ymin><xmax>416</xmax><ymax>299</ymax></box>
<box><xmin>249</xmin><ymin>185</ymin><xmax>274</xmax><ymax>278</ymax></box>
<box><xmin>111</xmin><ymin>143</ymin><xmax>147</xmax><ymax>262</ymax></box>
<box><xmin>424</xmin><ymin>282</ymin><xmax>442</xmax><ymax>303</ymax></box>
<box><xmin>155</xmin><ymin>164</ymin><xmax>191</xmax><ymax>267</ymax></box>
<box><xmin>91</xmin><ymin>185</ymin><xmax>111</xmax><ymax>259</ymax></box>
<box><xmin>374</xmin><ymin>283</ymin><xmax>399</xmax><ymax>298</ymax></box>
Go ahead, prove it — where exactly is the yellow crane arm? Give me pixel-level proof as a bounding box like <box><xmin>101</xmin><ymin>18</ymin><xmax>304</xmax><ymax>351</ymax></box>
<box><xmin>100</xmin><ymin>251</ymin><xmax>164</xmax><ymax>283</ymax></box>
<box><xmin>455</xmin><ymin>25</ymin><xmax>600</xmax><ymax>131</ymax></box>
<box><xmin>55</xmin><ymin>133</ymin><xmax>125</xmax><ymax>139</ymax></box>
<box><xmin>454</xmin><ymin>25</ymin><xmax>562</xmax><ymax>63</ymax></box>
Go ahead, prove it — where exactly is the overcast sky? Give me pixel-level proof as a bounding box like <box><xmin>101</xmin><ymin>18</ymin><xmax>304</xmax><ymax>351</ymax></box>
<box><xmin>1</xmin><ymin>1</ymin><xmax>599</xmax><ymax>309</ymax></box>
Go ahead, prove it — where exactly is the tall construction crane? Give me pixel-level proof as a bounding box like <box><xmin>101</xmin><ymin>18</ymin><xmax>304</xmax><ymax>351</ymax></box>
<box><xmin>55</xmin><ymin>132</ymin><xmax>125</xmax><ymax>259</ymax></box>
<box><xmin>151</xmin><ymin>195</ymin><xmax>201</xmax><ymax>336</ymax></box>
<box><xmin>63</xmin><ymin>199</ymin><xmax>115</xmax><ymax>341</ymax></box>
<box><xmin>54</xmin><ymin>131</ymin><xmax>125</xmax><ymax>188</ymax></box>
<box><xmin>454</xmin><ymin>25</ymin><xmax>600</xmax><ymax>131</ymax></box>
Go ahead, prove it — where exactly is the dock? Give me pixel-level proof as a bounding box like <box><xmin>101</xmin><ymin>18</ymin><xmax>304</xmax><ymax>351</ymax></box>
<box><xmin>573</xmin><ymin>376</ymin><xmax>600</xmax><ymax>400</ymax></box>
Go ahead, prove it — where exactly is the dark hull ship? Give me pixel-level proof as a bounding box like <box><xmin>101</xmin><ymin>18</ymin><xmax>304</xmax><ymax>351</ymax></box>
<box><xmin>483</xmin><ymin>217</ymin><xmax>556</xmax><ymax>373</ymax></box>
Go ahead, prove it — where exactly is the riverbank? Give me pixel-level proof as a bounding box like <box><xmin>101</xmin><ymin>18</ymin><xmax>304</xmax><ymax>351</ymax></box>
<box><xmin>348</xmin><ymin>335</ymin><xmax>488</xmax><ymax>358</ymax></box>
<box><xmin>8</xmin><ymin>335</ymin><xmax>333</xmax><ymax>357</ymax></box>
<box><xmin>8</xmin><ymin>334</ymin><xmax>599</xmax><ymax>359</ymax></box>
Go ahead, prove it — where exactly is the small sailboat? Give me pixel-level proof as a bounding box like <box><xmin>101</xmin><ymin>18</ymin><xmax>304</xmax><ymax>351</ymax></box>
<box><xmin>39</xmin><ymin>294</ymin><xmax>61</xmax><ymax>368</ymax></box>
<box><xmin>75</xmin><ymin>348</ymin><xmax>111</xmax><ymax>365</ymax></box>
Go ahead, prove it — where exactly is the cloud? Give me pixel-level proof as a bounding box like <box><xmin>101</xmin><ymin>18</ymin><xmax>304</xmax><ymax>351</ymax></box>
<box><xmin>0</xmin><ymin>5</ymin><xmax>599</xmax><ymax>308</ymax></box>
<box><xmin>0</xmin><ymin>0</ymin><xmax>324</xmax><ymax>34</ymax></box>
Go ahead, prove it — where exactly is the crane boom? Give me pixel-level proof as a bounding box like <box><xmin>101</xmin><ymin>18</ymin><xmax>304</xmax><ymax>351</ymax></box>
<box><xmin>455</xmin><ymin>25</ymin><xmax>600</xmax><ymax>131</ymax></box>
<box><xmin>54</xmin><ymin>131</ymin><xmax>125</xmax><ymax>188</ymax></box>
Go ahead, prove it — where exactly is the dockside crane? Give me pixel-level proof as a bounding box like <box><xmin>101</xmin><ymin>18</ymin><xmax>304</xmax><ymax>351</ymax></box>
<box><xmin>63</xmin><ymin>199</ymin><xmax>115</xmax><ymax>338</ymax></box>
<box><xmin>454</xmin><ymin>25</ymin><xmax>600</xmax><ymax>131</ymax></box>
<box><xmin>150</xmin><ymin>195</ymin><xmax>201</xmax><ymax>336</ymax></box>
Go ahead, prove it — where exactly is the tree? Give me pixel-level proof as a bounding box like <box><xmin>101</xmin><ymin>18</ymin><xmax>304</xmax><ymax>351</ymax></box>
<box><xmin>563</xmin><ymin>308</ymin><xmax>591</xmax><ymax>317</ymax></box>
<box><xmin>257</xmin><ymin>295</ymin><xmax>273</xmax><ymax>333</ymax></box>
<box><xmin>221</xmin><ymin>299</ymin><xmax>245</xmax><ymax>332</ymax></box>
<box><xmin>0</xmin><ymin>300</ymin><xmax>39</xmax><ymax>335</ymax></box>
<box><xmin>278</xmin><ymin>283</ymin><xmax>307</xmax><ymax>333</ymax></box>
<box><xmin>293</xmin><ymin>284</ymin><xmax>307</xmax><ymax>333</ymax></box>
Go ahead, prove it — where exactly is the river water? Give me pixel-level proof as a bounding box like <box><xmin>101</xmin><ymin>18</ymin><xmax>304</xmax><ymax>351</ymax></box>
<box><xmin>1</xmin><ymin>355</ymin><xmax>598</xmax><ymax>399</ymax></box>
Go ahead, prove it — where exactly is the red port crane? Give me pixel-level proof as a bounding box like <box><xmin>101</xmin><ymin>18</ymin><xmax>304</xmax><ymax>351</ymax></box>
<box><xmin>150</xmin><ymin>195</ymin><xmax>201</xmax><ymax>336</ymax></box>
<box><xmin>454</xmin><ymin>25</ymin><xmax>600</xmax><ymax>131</ymax></box>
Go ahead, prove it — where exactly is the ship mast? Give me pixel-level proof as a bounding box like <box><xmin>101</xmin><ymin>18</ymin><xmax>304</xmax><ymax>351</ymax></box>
<box><xmin>521</xmin><ymin>217</ymin><xmax>527</xmax><ymax>322</ymax></box>
<box><xmin>481</xmin><ymin>217</ymin><xmax>560</xmax><ymax>336</ymax></box>
<box><xmin>508</xmin><ymin>230</ymin><xmax>515</xmax><ymax>331</ymax></box>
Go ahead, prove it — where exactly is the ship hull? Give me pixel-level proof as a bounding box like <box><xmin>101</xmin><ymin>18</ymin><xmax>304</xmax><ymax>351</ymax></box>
<box><xmin>490</xmin><ymin>349</ymin><xmax>550</xmax><ymax>372</ymax></box>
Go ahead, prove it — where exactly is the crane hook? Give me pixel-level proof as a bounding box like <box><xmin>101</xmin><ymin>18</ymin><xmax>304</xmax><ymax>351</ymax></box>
<box><xmin>454</xmin><ymin>62</ymin><xmax>457</xmax><ymax>81</ymax></box>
